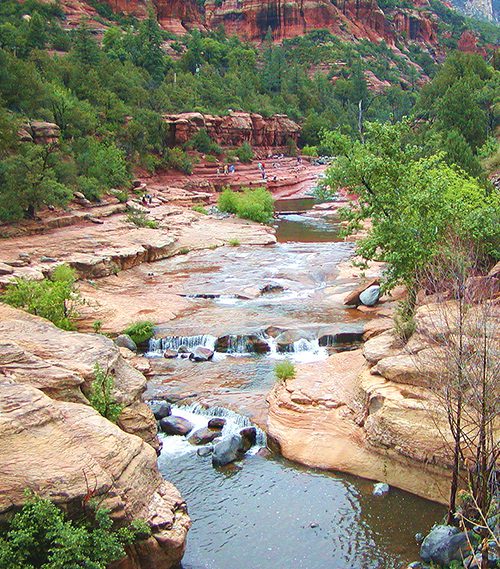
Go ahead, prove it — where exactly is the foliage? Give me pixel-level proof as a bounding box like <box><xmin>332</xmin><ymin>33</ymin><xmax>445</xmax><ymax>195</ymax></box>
<box><xmin>0</xmin><ymin>492</ymin><xmax>149</xmax><ymax>569</ymax></box>
<box><xmin>187</xmin><ymin>128</ymin><xmax>222</xmax><ymax>155</ymax></box>
<box><xmin>122</xmin><ymin>320</ymin><xmax>155</xmax><ymax>345</ymax></box>
<box><xmin>2</xmin><ymin>264</ymin><xmax>79</xmax><ymax>330</ymax></box>
<box><xmin>218</xmin><ymin>187</ymin><xmax>274</xmax><ymax>223</ymax></box>
<box><xmin>162</xmin><ymin>147</ymin><xmax>193</xmax><ymax>174</ymax></box>
<box><xmin>126</xmin><ymin>206</ymin><xmax>159</xmax><ymax>229</ymax></box>
<box><xmin>192</xmin><ymin>205</ymin><xmax>208</xmax><ymax>214</ymax></box>
<box><xmin>228</xmin><ymin>238</ymin><xmax>240</xmax><ymax>246</ymax></box>
<box><xmin>88</xmin><ymin>363</ymin><xmax>123</xmax><ymax>423</ymax></box>
<box><xmin>275</xmin><ymin>360</ymin><xmax>296</xmax><ymax>381</ymax></box>
<box><xmin>234</xmin><ymin>142</ymin><xmax>254</xmax><ymax>163</ymax></box>
<box><xmin>393</xmin><ymin>299</ymin><xmax>416</xmax><ymax>342</ymax></box>
<box><xmin>321</xmin><ymin>121</ymin><xmax>500</xmax><ymax>296</ymax></box>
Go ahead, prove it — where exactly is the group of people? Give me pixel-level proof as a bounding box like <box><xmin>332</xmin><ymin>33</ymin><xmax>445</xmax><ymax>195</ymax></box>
<box><xmin>216</xmin><ymin>164</ymin><xmax>236</xmax><ymax>175</ymax></box>
<box><xmin>141</xmin><ymin>193</ymin><xmax>153</xmax><ymax>206</ymax></box>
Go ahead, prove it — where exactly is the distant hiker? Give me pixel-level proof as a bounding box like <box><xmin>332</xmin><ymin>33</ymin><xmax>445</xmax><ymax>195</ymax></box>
<box><xmin>229</xmin><ymin>164</ymin><xmax>235</xmax><ymax>174</ymax></box>
<box><xmin>297</xmin><ymin>155</ymin><xmax>302</xmax><ymax>164</ymax></box>
<box><xmin>148</xmin><ymin>194</ymin><xmax>153</xmax><ymax>205</ymax></box>
<box><xmin>261</xmin><ymin>169</ymin><xmax>266</xmax><ymax>180</ymax></box>
<box><xmin>142</xmin><ymin>195</ymin><xmax>148</xmax><ymax>206</ymax></box>
<box><xmin>257</xmin><ymin>162</ymin><xmax>263</xmax><ymax>171</ymax></box>
<box><xmin>223</xmin><ymin>164</ymin><xmax>229</xmax><ymax>175</ymax></box>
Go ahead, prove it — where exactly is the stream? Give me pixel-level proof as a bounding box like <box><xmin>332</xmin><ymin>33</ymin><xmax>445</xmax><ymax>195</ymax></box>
<box><xmin>149</xmin><ymin>199</ymin><xmax>445</xmax><ymax>568</ymax></box>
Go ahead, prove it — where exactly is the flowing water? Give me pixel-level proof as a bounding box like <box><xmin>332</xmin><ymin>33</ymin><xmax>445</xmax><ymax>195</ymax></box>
<box><xmin>151</xmin><ymin>199</ymin><xmax>445</xmax><ymax>568</ymax></box>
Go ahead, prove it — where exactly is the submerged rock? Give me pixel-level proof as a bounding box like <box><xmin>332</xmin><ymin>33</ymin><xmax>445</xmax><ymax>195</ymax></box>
<box><xmin>189</xmin><ymin>427</ymin><xmax>222</xmax><ymax>445</ymax></box>
<box><xmin>197</xmin><ymin>445</ymin><xmax>214</xmax><ymax>457</ymax></box>
<box><xmin>372</xmin><ymin>482</ymin><xmax>390</xmax><ymax>496</ymax></box>
<box><xmin>260</xmin><ymin>284</ymin><xmax>285</xmax><ymax>295</ymax></box>
<box><xmin>359</xmin><ymin>285</ymin><xmax>381</xmax><ymax>307</ymax></box>
<box><xmin>212</xmin><ymin>434</ymin><xmax>243</xmax><ymax>467</ymax></box>
<box><xmin>163</xmin><ymin>349</ymin><xmax>178</xmax><ymax>358</ymax></box>
<box><xmin>114</xmin><ymin>334</ymin><xmax>138</xmax><ymax>352</ymax></box>
<box><xmin>160</xmin><ymin>416</ymin><xmax>194</xmax><ymax>436</ymax></box>
<box><xmin>420</xmin><ymin>525</ymin><xmax>472</xmax><ymax>565</ymax></box>
<box><xmin>208</xmin><ymin>417</ymin><xmax>226</xmax><ymax>429</ymax></box>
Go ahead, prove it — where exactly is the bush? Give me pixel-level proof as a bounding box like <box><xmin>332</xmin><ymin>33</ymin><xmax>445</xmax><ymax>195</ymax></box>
<box><xmin>192</xmin><ymin>205</ymin><xmax>208</xmax><ymax>214</ymax></box>
<box><xmin>2</xmin><ymin>264</ymin><xmax>79</xmax><ymax>330</ymax></box>
<box><xmin>126</xmin><ymin>206</ymin><xmax>158</xmax><ymax>228</ymax></box>
<box><xmin>162</xmin><ymin>147</ymin><xmax>193</xmax><ymax>174</ymax></box>
<box><xmin>218</xmin><ymin>187</ymin><xmax>274</xmax><ymax>223</ymax></box>
<box><xmin>77</xmin><ymin>175</ymin><xmax>103</xmax><ymax>201</ymax></box>
<box><xmin>393</xmin><ymin>300</ymin><xmax>416</xmax><ymax>342</ymax></box>
<box><xmin>88</xmin><ymin>363</ymin><xmax>123</xmax><ymax>423</ymax></box>
<box><xmin>301</xmin><ymin>145</ymin><xmax>318</xmax><ymax>157</ymax></box>
<box><xmin>234</xmin><ymin>142</ymin><xmax>254</xmax><ymax>163</ymax></box>
<box><xmin>228</xmin><ymin>238</ymin><xmax>240</xmax><ymax>246</ymax></box>
<box><xmin>0</xmin><ymin>492</ymin><xmax>149</xmax><ymax>569</ymax></box>
<box><xmin>122</xmin><ymin>320</ymin><xmax>154</xmax><ymax>345</ymax></box>
<box><xmin>275</xmin><ymin>359</ymin><xmax>296</xmax><ymax>381</ymax></box>
<box><xmin>218</xmin><ymin>187</ymin><xmax>239</xmax><ymax>214</ymax></box>
<box><xmin>187</xmin><ymin>129</ymin><xmax>222</xmax><ymax>155</ymax></box>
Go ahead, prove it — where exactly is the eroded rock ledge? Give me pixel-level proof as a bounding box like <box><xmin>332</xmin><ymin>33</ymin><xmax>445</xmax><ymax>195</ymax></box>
<box><xmin>266</xmin><ymin>302</ymin><xmax>491</xmax><ymax>504</ymax></box>
<box><xmin>0</xmin><ymin>304</ymin><xmax>190</xmax><ymax>568</ymax></box>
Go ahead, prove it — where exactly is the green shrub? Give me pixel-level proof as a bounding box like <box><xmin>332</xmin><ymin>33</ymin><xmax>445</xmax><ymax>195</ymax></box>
<box><xmin>301</xmin><ymin>145</ymin><xmax>318</xmax><ymax>157</ymax></box>
<box><xmin>228</xmin><ymin>238</ymin><xmax>240</xmax><ymax>246</ymax></box>
<box><xmin>218</xmin><ymin>187</ymin><xmax>239</xmax><ymax>214</ymax></box>
<box><xmin>192</xmin><ymin>205</ymin><xmax>208</xmax><ymax>214</ymax></box>
<box><xmin>218</xmin><ymin>187</ymin><xmax>274</xmax><ymax>223</ymax></box>
<box><xmin>234</xmin><ymin>142</ymin><xmax>254</xmax><ymax>163</ymax></box>
<box><xmin>122</xmin><ymin>321</ymin><xmax>154</xmax><ymax>345</ymax></box>
<box><xmin>126</xmin><ymin>206</ymin><xmax>158</xmax><ymax>228</ymax></box>
<box><xmin>2</xmin><ymin>264</ymin><xmax>79</xmax><ymax>330</ymax></box>
<box><xmin>204</xmin><ymin>154</ymin><xmax>218</xmax><ymax>163</ymax></box>
<box><xmin>93</xmin><ymin>319</ymin><xmax>103</xmax><ymax>333</ymax></box>
<box><xmin>187</xmin><ymin>129</ymin><xmax>222</xmax><ymax>155</ymax></box>
<box><xmin>77</xmin><ymin>175</ymin><xmax>103</xmax><ymax>201</ymax></box>
<box><xmin>88</xmin><ymin>363</ymin><xmax>123</xmax><ymax>423</ymax></box>
<box><xmin>275</xmin><ymin>359</ymin><xmax>296</xmax><ymax>381</ymax></box>
<box><xmin>0</xmin><ymin>491</ymin><xmax>149</xmax><ymax>569</ymax></box>
<box><xmin>178</xmin><ymin>247</ymin><xmax>190</xmax><ymax>255</ymax></box>
<box><xmin>162</xmin><ymin>147</ymin><xmax>193</xmax><ymax>174</ymax></box>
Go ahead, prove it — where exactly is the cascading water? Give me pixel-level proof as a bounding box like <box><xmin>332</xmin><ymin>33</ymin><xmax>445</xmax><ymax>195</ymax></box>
<box><xmin>148</xmin><ymin>334</ymin><xmax>217</xmax><ymax>354</ymax></box>
<box><xmin>157</xmin><ymin>402</ymin><xmax>266</xmax><ymax>457</ymax></box>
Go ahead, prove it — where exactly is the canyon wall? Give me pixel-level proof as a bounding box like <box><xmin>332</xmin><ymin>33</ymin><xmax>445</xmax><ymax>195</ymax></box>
<box><xmin>164</xmin><ymin>111</ymin><xmax>301</xmax><ymax>149</ymax></box>
<box><xmin>0</xmin><ymin>304</ymin><xmax>190</xmax><ymax>569</ymax></box>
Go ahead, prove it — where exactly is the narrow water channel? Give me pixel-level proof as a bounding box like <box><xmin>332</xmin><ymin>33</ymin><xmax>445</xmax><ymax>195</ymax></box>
<box><xmin>151</xmin><ymin>199</ymin><xmax>445</xmax><ymax>568</ymax></box>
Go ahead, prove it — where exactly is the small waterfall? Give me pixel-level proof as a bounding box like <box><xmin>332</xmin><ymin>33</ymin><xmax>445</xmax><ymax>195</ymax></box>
<box><xmin>148</xmin><ymin>334</ymin><xmax>217</xmax><ymax>354</ymax></box>
<box><xmin>226</xmin><ymin>335</ymin><xmax>252</xmax><ymax>354</ymax></box>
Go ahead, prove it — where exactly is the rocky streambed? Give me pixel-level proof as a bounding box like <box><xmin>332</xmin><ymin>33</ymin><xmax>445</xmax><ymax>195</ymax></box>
<box><xmin>141</xmin><ymin>199</ymin><xmax>448</xmax><ymax>567</ymax></box>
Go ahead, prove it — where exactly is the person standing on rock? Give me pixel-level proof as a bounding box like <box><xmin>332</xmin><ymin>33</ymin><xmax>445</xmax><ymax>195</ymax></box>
<box><xmin>223</xmin><ymin>164</ymin><xmax>228</xmax><ymax>175</ymax></box>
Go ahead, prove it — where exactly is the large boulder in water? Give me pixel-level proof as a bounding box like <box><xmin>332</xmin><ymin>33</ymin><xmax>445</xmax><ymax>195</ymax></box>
<box><xmin>212</xmin><ymin>434</ymin><xmax>243</xmax><ymax>467</ymax></box>
<box><xmin>420</xmin><ymin>525</ymin><xmax>472</xmax><ymax>565</ymax></box>
<box><xmin>208</xmin><ymin>417</ymin><xmax>226</xmax><ymax>429</ymax></box>
<box><xmin>114</xmin><ymin>334</ymin><xmax>137</xmax><ymax>352</ymax></box>
<box><xmin>189</xmin><ymin>427</ymin><xmax>222</xmax><ymax>445</ymax></box>
<box><xmin>150</xmin><ymin>401</ymin><xmax>172</xmax><ymax>420</ymax></box>
<box><xmin>160</xmin><ymin>416</ymin><xmax>194</xmax><ymax>436</ymax></box>
<box><xmin>191</xmin><ymin>346</ymin><xmax>214</xmax><ymax>362</ymax></box>
<box><xmin>239</xmin><ymin>427</ymin><xmax>257</xmax><ymax>452</ymax></box>
<box><xmin>359</xmin><ymin>285</ymin><xmax>381</xmax><ymax>307</ymax></box>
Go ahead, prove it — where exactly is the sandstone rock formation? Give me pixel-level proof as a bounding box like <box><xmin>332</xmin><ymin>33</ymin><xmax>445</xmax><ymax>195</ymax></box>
<box><xmin>267</xmin><ymin>301</ymin><xmax>500</xmax><ymax>503</ymax></box>
<box><xmin>164</xmin><ymin>111</ymin><xmax>301</xmax><ymax>149</ymax></box>
<box><xmin>0</xmin><ymin>304</ymin><xmax>190</xmax><ymax>567</ymax></box>
<box><xmin>18</xmin><ymin>121</ymin><xmax>61</xmax><ymax>145</ymax></box>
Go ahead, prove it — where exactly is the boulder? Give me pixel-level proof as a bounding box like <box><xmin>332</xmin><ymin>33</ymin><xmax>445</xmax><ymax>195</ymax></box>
<box><xmin>260</xmin><ymin>284</ymin><xmax>285</xmax><ymax>295</ymax></box>
<box><xmin>207</xmin><ymin>417</ymin><xmax>226</xmax><ymax>429</ymax></box>
<box><xmin>363</xmin><ymin>331</ymin><xmax>399</xmax><ymax>365</ymax></box>
<box><xmin>372</xmin><ymin>482</ymin><xmax>390</xmax><ymax>496</ymax></box>
<box><xmin>115</xmin><ymin>334</ymin><xmax>138</xmax><ymax>352</ymax></box>
<box><xmin>150</xmin><ymin>401</ymin><xmax>172</xmax><ymax>420</ymax></box>
<box><xmin>359</xmin><ymin>285</ymin><xmax>381</xmax><ymax>307</ymax></box>
<box><xmin>239</xmin><ymin>427</ymin><xmax>257</xmax><ymax>453</ymax></box>
<box><xmin>163</xmin><ymin>349</ymin><xmax>178</xmax><ymax>359</ymax></box>
<box><xmin>212</xmin><ymin>434</ymin><xmax>243</xmax><ymax>467</ymax></box>
<box><xmin>191</xmin><ymin>346</ymin><xmax>214</xmax><ymax>362</ymax></box>
<box><xmin>197</xmin><ymin>445</ymin><xmax>214</xmax><ymax>457</ymax></box>
<box><xmin>189</xmin><ymin>427</ymin><xmax>222</xmax><ymax>445</ymax></box>
<box><xmin>159</xmin><ymin>416</ymin><xmax>194</xmax><ymax>436</ymax></box>
<box><xmin>420</xmin><ymin>525</ymin><xmax>472</xmax><ymax>565</ymax></box>
<box><xmin>0</xmin><ymin>262</ymin><xmax>14</xmax><ymax>275</ymax></box>
<box><xmin>343</xmin><ymin>278</ymin><xmax>380</xmax><ymax>306</ymax></box>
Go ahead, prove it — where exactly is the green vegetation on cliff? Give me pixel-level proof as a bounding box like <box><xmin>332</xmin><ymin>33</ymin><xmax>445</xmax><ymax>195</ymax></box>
<box><xmin>0</xmin><ymin>492</ymin><xmax>149</xmax><ymax>569</ymax></box>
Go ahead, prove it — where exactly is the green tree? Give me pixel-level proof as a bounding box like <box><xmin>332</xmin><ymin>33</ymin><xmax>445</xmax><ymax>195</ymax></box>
<box><xmin>321</xmin><ymin>122</ymin><xmax>499</xmax><ymax>303</ymax></box>
<box><xmin>88</xmin><ymin>363</ymin><xmax>124</xmax><ymax>423</ymax></box>
<box><xmin>26</xmin><ymin>11</ymin><xmax>47</xmax><ymax>51</ymax></box>
<box><xmin>0</xmin><ymin>144</ymin><xmax>72</xmax><ymax>219</ymax></box>
<box><xmin>441</xmin><ymin>129</ymin><xmax>483</xmax><ymax>178</ymax></box>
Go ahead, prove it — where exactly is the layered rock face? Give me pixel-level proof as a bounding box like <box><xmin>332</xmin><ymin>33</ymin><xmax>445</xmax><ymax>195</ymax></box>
<box><xmin>267</xmin><ymin>298</ymin><xmax>500</xmax><ymax>504</ymax></box>
<box><xmin>164</xmin><ymin>111</ymin><xmax>300</xmax><ymax>149</ymax></box>
<box><xmin>97</xmin><ymin>0</ymin><xmax>439</xmax><ymax>46</ymax></box>
<box><xmin>0</xmin><ymin>304</ymin><xmax>190</xmax><ymax>568</ymax></box>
